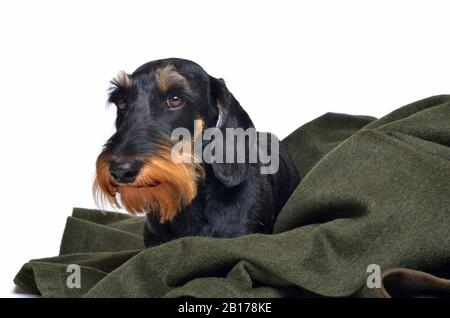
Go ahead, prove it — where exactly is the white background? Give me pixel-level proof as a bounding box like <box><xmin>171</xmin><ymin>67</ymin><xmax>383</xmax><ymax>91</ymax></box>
<box><xmin>1</xmin><ymin>0</ymin><xmax>449</xmax><ymax>297</ymax></box>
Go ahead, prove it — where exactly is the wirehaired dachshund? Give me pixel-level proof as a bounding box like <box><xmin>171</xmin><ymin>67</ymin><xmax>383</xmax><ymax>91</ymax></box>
<box><xmin>94</xmin><ymin>58</ymin><xmax>300</xmax><ymax>247</ymax></box>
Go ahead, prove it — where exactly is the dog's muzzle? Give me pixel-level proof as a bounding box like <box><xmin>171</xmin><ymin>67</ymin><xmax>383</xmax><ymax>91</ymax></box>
<box><xmin>93</xmin><ymin>145</ymin><xmax>204</xmax><ymax>222</ymax></box>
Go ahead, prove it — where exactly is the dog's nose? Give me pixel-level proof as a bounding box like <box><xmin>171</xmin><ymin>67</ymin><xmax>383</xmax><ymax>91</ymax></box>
<box><xmin>109</xmin><ymin>160</ymin><xmax>142</xmax><ymax>183</ymax></box>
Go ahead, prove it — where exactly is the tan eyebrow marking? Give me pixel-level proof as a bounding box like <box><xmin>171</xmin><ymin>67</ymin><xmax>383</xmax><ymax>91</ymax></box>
<box><xmin>155</xmin><ymin>64</ymin><xmax>189</xmax><ymax>93</ymax></box>
<box><xmin>112</xmin><ymin>70</ymin><xmax>132</xmax><ymax>88</ymax></box>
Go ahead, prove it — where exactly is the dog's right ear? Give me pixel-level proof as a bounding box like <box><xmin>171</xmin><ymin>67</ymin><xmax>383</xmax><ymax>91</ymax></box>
<box><xmin>207</xmin><ymin>76</ymin><xmax>255</xmax><ymax>188</ymax></box>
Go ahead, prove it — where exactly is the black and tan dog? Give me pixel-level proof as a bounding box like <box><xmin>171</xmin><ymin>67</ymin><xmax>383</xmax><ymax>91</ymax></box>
<box><xmin>94</xmin><ymin>58</ymin><xmax>299</xmax><ymax>247</ymax></box>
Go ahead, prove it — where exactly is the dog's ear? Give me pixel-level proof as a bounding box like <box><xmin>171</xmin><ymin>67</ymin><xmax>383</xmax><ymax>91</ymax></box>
<box><xmin>209</xmin><ymin>76</ymin><xmax>253</xmax><ymax>130</ymax></box>
<box><xmin>208</xmin><ymin>76</ymin><xmax>254</xmax><ymax>188</ymax></box>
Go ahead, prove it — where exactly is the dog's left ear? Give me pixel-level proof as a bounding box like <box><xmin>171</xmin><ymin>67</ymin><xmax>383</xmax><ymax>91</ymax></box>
<box><xmin>208</xmin><ymin>76</ymin><xmax>254</xmax><ymax>188</ymax></box>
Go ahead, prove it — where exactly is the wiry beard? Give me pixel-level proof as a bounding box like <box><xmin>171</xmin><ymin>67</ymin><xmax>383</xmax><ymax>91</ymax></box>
<box><xmin>93</xmin><ymin>146</ymin><xmax>204</xmax><ymax>223</ymax></box>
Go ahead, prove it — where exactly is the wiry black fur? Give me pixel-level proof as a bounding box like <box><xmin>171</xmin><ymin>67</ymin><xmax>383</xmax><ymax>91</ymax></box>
<box><xmin>102</xmin><ymin>58</ymin><xmax>300</xmax><ymax>247</ymax></box>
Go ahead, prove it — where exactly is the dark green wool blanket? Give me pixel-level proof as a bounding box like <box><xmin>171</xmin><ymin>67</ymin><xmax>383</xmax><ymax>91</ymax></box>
<box><xmin>15</xmin><ymin>95</ymin><xmax>450</xmax><ymax>298</ymax></box>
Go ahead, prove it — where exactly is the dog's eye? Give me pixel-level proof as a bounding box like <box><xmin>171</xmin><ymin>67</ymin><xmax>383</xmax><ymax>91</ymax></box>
<box><xmin>115</xmin><ymin>98</ymin><xmax>128</xmax><ymax>110</ymax></box>
<box><xmin>166</xmin><ymin>96</ymin><xmax>184</xmax><ymax>108</ymax></box>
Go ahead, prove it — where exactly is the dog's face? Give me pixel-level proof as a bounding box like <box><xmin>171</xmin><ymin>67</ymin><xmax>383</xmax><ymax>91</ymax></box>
<box><xmin>93</xmin><ymin>58</ymin><xmax>253</xmax><ymax>222</ymax></box>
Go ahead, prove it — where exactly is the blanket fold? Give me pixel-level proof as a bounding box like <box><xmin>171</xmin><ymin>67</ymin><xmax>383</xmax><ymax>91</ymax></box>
<box><xmin>14</xmin><ymin>95</ymin><xmax>450</xmax><ymax>297</ymax></box>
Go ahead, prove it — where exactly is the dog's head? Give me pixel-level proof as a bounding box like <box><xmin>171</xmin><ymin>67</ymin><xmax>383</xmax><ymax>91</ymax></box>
<box><xmin>93</xmin><ymin>58</ymin><xmax>254</xmax><ymax>221</ymax></box>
